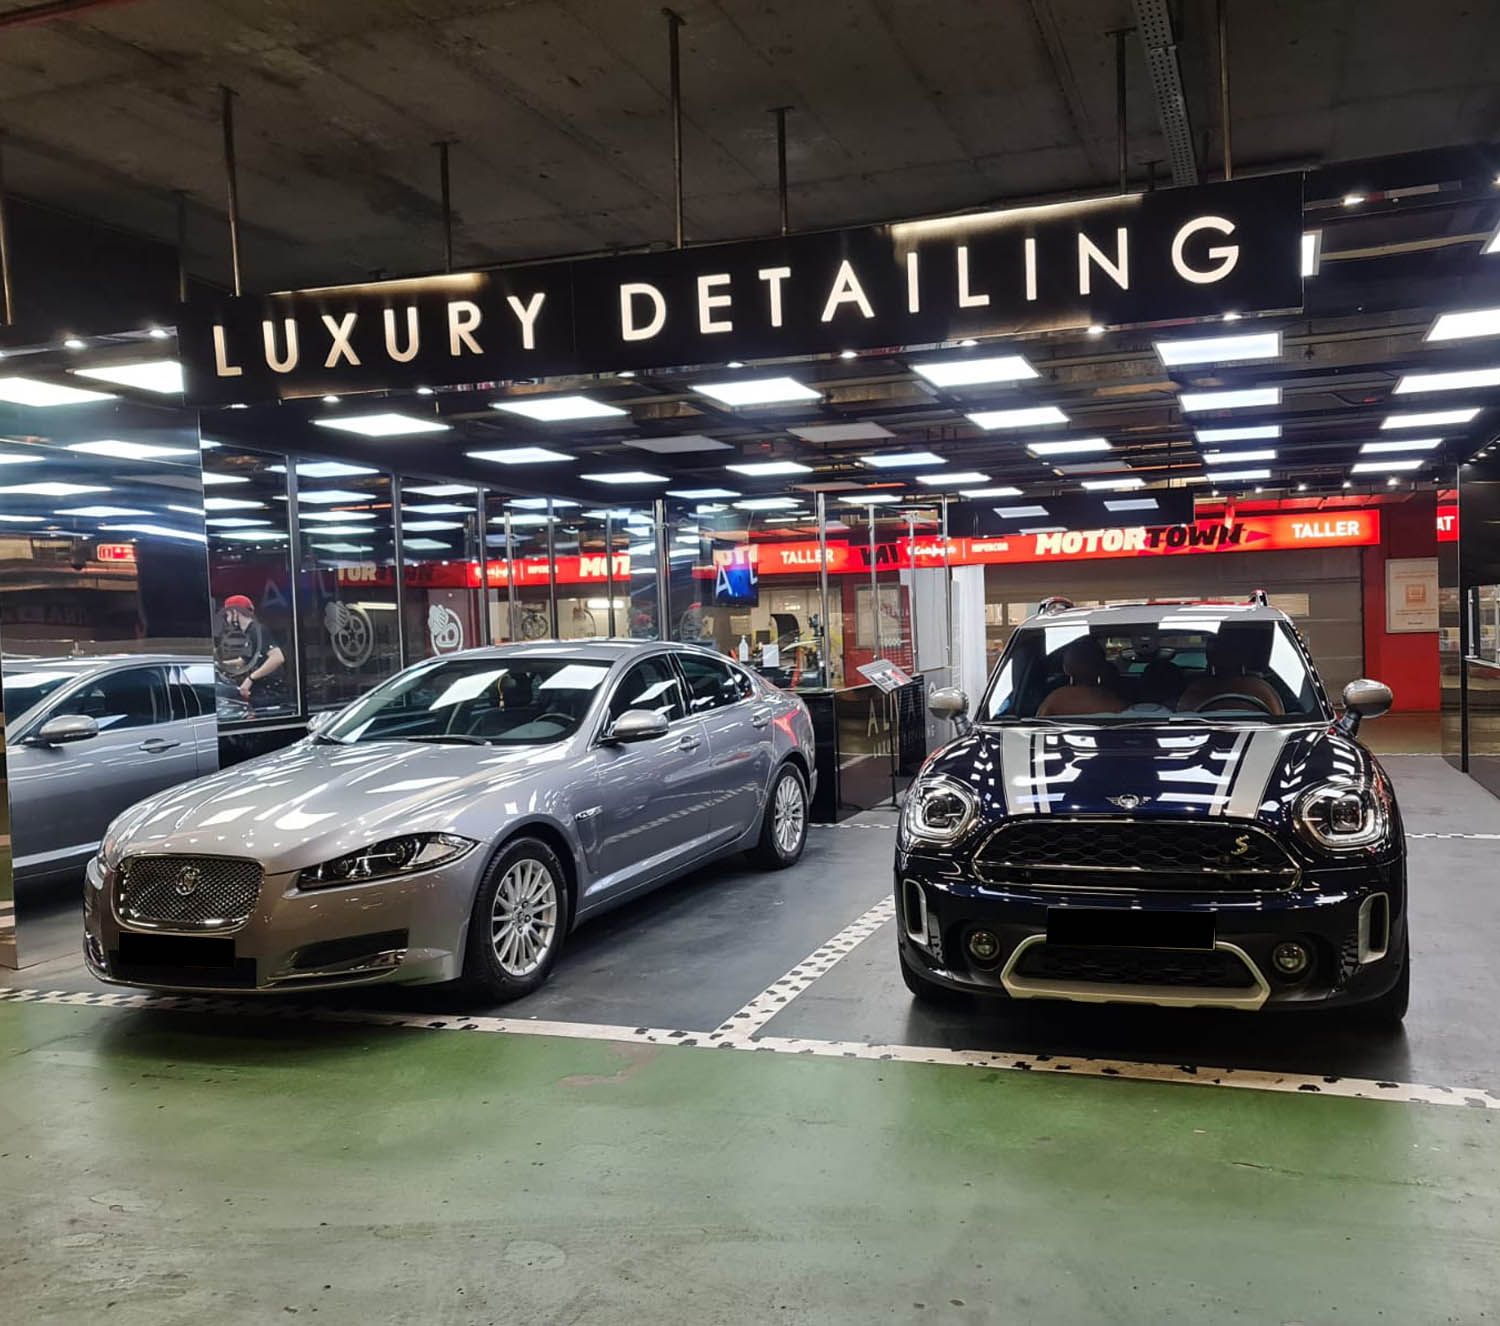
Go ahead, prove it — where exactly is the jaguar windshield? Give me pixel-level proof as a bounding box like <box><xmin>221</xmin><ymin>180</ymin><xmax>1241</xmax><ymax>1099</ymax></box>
<box><xmin>979</xmin><ymin>618</ymin><xmax>1328</xmax><ymax>724</ymax></box>
<box><xmin>323</xmin><ymin>656</ymin><xmax>612</xmax><ymax>746</ymax></box>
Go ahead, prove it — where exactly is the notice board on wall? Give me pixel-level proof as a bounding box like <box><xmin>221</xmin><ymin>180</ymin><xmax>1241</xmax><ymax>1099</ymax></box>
<box><xmin>1385</xmin><ymin>558</ymin><xmax>1439</xmax><ymax>633</ymax></box>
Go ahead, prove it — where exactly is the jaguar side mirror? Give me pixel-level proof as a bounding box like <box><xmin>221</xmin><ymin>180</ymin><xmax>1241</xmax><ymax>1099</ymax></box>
<box><xmin>604</xmin><ymin>708</ymin><xmax>670</xmax><ymax>744</ymax></box>
<box><xmin>1337</xmin><ymin>678</ymin><xmax>1393</xmax><ymax>736</ymax></box>
<box><xmin>929</xmin><ymin>687</ymin><xmax>972</xmax><ymax>735</ymax></box>
<box><xmin>32</xmin><ymin>714</ymin><xmax>99</xmax><ymax>746</ymax></box>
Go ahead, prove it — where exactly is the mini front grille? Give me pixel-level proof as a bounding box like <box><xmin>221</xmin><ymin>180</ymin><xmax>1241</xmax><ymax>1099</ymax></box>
<box><xmin>1014</xmin><ymin>943</ymin><xmax>1258</xmax><ymax>989</ymax></box>
<box><xmin>116</xmin><ymin>856</ymin><xmax>263</xmax><ymax>931</ymax></box>
<box><xmin>974</xmin><ymin>818</ymin><xmax>1298</xmax><ymax>892</ymax></box>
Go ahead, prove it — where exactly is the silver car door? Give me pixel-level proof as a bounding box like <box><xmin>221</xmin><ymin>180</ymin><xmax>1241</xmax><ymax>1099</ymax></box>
<box><xmin>11</xmin><ymin>665</ymin><xmax>186</xmax><ymax>877</ymax></box>
<box><xmin>674</xmin><ymin>652</ymin><xmax>771</xmax><ymax>840</ymax></box>
<box><xmin>582</xmin><ymin>655</ymin><xmax>716</xmax><ymax>904</ymax></box>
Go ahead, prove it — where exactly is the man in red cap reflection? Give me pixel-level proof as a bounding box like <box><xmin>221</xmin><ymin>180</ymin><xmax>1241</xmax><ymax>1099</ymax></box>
<box><xmin>216</xmin><ymin>594</ymin><xmax>286</xmax><ymax>711</ymax></box>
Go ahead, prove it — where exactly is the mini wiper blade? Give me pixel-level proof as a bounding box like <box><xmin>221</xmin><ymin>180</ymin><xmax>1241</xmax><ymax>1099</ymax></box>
<box><xmin>402</xmin><ymin>733</ymin><xmax>488</xmax><ymax>745</ymax></box>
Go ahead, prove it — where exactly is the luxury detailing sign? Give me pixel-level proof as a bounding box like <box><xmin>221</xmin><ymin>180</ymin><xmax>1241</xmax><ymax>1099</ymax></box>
<box><xmin>179</xmin><ymin>174</ymin><xmax>1303</xmax><ymax>405</ymax></box>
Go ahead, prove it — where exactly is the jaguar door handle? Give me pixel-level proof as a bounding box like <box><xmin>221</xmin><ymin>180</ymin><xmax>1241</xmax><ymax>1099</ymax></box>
<box><xmin>139</xmin><ymin>738</ymin><xmax>182</xmax><ymax>753</ymax></box>
<box><xmin>750</xmin><ymin>708</ymin><xmax>773</xmax><ymax>729</ymax></box>
<box><xmin>677</xmin><ymin>734</ymin><xmax>702</xmax><ymax>752</ymax></box>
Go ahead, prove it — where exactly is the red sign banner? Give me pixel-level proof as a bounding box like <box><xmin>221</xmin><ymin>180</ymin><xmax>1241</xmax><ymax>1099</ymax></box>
<box><xmin>1437</xmin><ymin>504</ymin><xmax>1457</xmax><ymax>543</ymax></box>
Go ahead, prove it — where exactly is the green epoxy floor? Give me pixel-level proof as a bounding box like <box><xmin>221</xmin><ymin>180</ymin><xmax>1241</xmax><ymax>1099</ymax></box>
<box><xmin>2</xmin><ymin>1002</ymin><xmax>1496</xmax><ymax>1325</ymax></box>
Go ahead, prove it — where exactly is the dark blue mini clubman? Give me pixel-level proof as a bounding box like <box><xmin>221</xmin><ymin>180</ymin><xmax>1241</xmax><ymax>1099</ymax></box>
<box><xmin>896</xmin><ymin>595</ymin><xmax>1409</xmax><ymax>1023</ymax></box>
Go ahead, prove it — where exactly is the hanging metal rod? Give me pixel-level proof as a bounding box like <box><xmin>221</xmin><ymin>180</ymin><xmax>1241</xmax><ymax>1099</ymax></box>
<box><xmin>771</xmin><ymin>105</ymin><xmax>791</xmax><ymax>235</ymax></box>
<box><xmin>436</xmin><ymin>140</ymin><xmax>454</xmax><ymax>272</ymax></box>
<box><xmin>1218</xmin><ymin>0</ymin><xmax>1233</xmax><ymax>180</ymax></box>
<box><xmin>220</xmin><ymin>85</ymin><xmax>243</xmax><ymax>297</ymax></box>
<box><xmin>0</xmin><ymin>135</ymin><xmax>14</xmax><ymax>326</ymax></box>
<box><xmin>663</xmin><ymin>7</ymin><xmax>686</xmax><ymax>249</ymax></box>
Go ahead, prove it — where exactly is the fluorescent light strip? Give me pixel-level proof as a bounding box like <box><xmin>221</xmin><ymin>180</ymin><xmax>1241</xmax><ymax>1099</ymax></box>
<box><xmin>1360</xmin><ymin>438</ymin><xmax>1442</xmax><ymax>454</ymax></box>
<box><xmin>1203</xmin><ymin>449</ymin><xmax>1276</xmax><ymax>464</ymax></box>
<box><xmin>1203</xmin><ymin>468</ymin><xmax>1271</xmax><ymax>482</ymax></box>
<box><xmin>958</xmin><ymin>486</ymin><xmax>1023</xmax><ymax>498</ymax></box>
<box><xmin>860</xmin><ymin>450</ymin><xmax>946</xmax><ymax>468</ymax></box>
<box><xmin>693</xmin><ymin>377</ymin><xmax>820</xmax><ymax>407</ymax></box>
<box><xmin>1178</xmin><ymin>387</ymin><xmax>1281</xmax><ymax>412</ymax></box>
<box><xmin>1427</xmin><ymin>308</ymin><xmax>1500</xmax><ymax>342</ymax></box>
<box><xmin>911</xmin><ymin>355</ymin><xmax>1037</xmax><ymax>387</ymax></box>
<box><xmin>1394</xmin><ymin>368</ymin><xmax>1500</xmax><ymax>393</ymax></box>
<box><xmin>1381</xmin><ymin>409</ymin><xmax>1478</xmax><ymax>429</ymax></box>
<box><xmin>1154</xmin><ymin>332</ymin><xmax>1280</xmax><ymax>366</ymax></box>
<box><xmin>491</xmin><ymin>395</ymin><xmax>627</xmax><ymax>422</ymax></box>
<box><xmin>1351</xmin><ymin>459</ymin><xmax>1424</xmax><ymax>473</ymax></box>
<box><xmin>1195</xmin><ymin>425</ymin><xmax>1280</xmax><ymax>443</ymax></box>
<box><xmin>966</xmin><ymin>405</ymin><xmax>1068</xmax><ymax>430</ymax></box>
<box><xmin>1080</xmin><ymin>477</ymin><xmax>1145</xmax><ymax>492</ymax></box>
<box><xmin>1302</xmin><ymin>231</ymin><xmax>1322</xmax><ymax>277</ymax></box>
<box><xmin>1028</xmin><ymin>438</ymin><xmax>1111</xmax><ymax>456</ymax></box>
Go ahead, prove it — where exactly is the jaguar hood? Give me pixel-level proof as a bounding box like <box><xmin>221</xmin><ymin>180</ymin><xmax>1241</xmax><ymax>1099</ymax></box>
<box><xmin>921</xmin><ymin>721</ymin><xmax>1377</xmax><ymax>828</ymax></box>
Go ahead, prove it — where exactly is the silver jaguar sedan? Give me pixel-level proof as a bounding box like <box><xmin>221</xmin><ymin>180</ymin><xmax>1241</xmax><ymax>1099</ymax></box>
<box><xmin>83</xmin><ymin>640</ymin><xmax>817</xmax><ymax>1001</ymax></box>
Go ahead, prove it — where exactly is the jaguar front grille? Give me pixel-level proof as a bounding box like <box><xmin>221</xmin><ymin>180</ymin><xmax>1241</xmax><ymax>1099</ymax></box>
<box><xmin>116</xmin><ymin>855</ymin><xmax>264</xmax><ymax>931</ymax></box>
<box><xmin>974</xmin><ymin>818</ymin><xmax>1298</xmax><ymax>892</ymax></box>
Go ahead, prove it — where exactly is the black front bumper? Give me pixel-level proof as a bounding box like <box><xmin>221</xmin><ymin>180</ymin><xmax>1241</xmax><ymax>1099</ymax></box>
<box><xmin>896</xmin><ymin>844</ymin><xmax>1407</xmax><ymax>1012</ymax></box>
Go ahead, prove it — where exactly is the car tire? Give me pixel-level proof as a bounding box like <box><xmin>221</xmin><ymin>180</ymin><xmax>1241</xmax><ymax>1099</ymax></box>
<box><xmin>1358</xmin><ymin>950</ymin><xmax>1410</xmax><ymax>1028</ymax></box>
<box><xmin>461</xmin><ymin>836</ymin><xmax>571</xmax><ymax>1003</ymax></box>
<box><xmin>899</xmin><ymin>946</ymin><xmax>970</xmax><ymax>1007</ymax></box>
<box><xmin>747</xmin><ymin>762</ymin><xmax>808</xmax><ymax>869</ymax></box>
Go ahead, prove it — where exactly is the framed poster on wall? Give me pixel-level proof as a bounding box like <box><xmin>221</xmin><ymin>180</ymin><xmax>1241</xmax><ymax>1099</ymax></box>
<box><xmin>1385</xmin><ymin>558</ymin><xmax>1439</xmax><ymax>634</ymax></box>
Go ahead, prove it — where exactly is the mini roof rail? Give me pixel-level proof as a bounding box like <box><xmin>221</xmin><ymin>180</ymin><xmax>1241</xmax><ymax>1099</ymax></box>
<box><xmin>1037</xmin><ymin>596</ymin><xmax>1075</xmax><ymax>616</ymax></box>
<box><xmin>1247</xmin><ymin>589</ymin><xmax>1270</xmax><ymax>606</ymax></box>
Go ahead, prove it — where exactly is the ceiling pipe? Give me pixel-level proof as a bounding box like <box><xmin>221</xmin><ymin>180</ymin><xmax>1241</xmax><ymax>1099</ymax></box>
<box><xmin>1218</xmin><ymin>0</ymin><xmax>1233</xmax><ymax>180</ymax></box>
<box><xmin>0</xmin><ymin>0</ymin><xmax>140</xmax><ymax>32</ymax></box>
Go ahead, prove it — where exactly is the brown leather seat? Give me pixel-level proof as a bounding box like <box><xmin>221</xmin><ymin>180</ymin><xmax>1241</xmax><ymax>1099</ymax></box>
<box><xmin>1038</xmin><ymin>638</ymin><xmax>1126</xmax><ymax>717</ymax></box>
<box><xmin>1178</xmin><ymin>631</ymin><xmax>1285</xmax><ymax>715</ymax></box>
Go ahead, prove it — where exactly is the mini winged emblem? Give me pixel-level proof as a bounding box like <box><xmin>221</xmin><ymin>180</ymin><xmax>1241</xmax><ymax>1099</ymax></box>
<box><xmin>174</xmin><ymin>865</ymin><xmax>202</xmax><ymax>898</ymax></box>
<box><xmin>1106</xmin><ymin>793</ymin><xmax>1151</xmax><ymax>810</ymax></box>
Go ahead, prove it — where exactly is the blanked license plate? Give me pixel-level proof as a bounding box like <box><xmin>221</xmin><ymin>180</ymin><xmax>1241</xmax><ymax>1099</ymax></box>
<box><xmin>1046</xmin><ymin>909</ymin><xmax>1214</xmax><ymax>950</ymax></box>
<box><xmin>116</xmin><ymin>932</ymin><xmax>237</xmax><ymax>969</ymax></box>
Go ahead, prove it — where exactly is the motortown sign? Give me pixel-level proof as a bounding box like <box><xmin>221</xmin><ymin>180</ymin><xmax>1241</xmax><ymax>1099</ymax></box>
<box><xmin>179</xmin><ymin>174</ymin><xmax>1303</xmax><ymax>405</ymax></box>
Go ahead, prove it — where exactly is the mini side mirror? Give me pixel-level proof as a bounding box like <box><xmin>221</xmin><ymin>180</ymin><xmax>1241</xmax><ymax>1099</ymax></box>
<box><xmin>32</xmin><ymin>714</ymin><xmax>99</xmax><ymax>746</ymax></box>
<box><xmin>929</xmin><ymin>686</ymin><xmax>972</xmax><ymax>735</ymax></box>
<box><xmin>1338</xmin><ymin>678</ymin><xmax>1393</xmax><ymax>736</ymax></box>
<box><xmin>603</xmin><ymin>708</ymin><xmax>669</xmax><ymax>744</ymax></box>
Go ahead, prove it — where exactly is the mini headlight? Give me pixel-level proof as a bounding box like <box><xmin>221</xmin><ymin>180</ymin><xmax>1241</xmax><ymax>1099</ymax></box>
<box><xmin>900</xmin><ymin>776</ymin><xmax>978</xmax><ymax>846</ymax></box>
<box><xmin>299</xmin><ymin>833</ymin><xmax>477</xmax><ymax>888</ymax></box>
<box><xmin>1295</xmin><ymin>783</ymin><xmax>1387</xmax><ymax>852</ymax></box>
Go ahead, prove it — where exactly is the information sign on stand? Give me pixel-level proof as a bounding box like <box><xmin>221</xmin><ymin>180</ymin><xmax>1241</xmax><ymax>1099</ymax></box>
<box><xmin>856</xmin><ymin>658</ymin><xmax>914</xmax><ymax>694</ymax></box>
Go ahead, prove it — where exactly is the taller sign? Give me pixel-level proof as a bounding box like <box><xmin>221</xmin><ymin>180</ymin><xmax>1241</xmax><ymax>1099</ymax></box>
<box><xmin>179</xmin><ymin>174</ymin><xmax>1303</xmax><ymax>405</ymax></box>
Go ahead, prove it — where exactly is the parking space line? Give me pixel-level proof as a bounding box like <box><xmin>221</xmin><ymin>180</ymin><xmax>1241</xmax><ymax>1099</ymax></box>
<box><xmin>710</xmin><ymin>895</ymin><xmax>896</xmax><ymax>1037</ymax></box>
<box><xmin>4</xmin><ymin>983</ymin><xmax>1497</xmax><ymax>1112</ymax></box>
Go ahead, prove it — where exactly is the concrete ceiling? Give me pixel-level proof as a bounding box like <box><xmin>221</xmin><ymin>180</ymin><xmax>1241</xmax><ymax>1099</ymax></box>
<box><xmin>2</xmin><ymin>0</ymin><xmax>1499</xmax><ymax>290</ymax></box>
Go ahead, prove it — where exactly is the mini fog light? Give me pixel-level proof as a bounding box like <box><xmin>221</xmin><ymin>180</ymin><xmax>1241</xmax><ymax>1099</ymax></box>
<box><xmin>967</xmin><ymin>930</ymin><xmax>1001</xmax><ymax>962</ymax></box>
<box><xmin>1272</xmin><ymin>941</ymin><xmax>1311</xmax><ymax>977</ymax></box>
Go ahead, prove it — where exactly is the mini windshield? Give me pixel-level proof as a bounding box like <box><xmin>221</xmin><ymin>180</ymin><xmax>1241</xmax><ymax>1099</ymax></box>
<box><xmin>324</xmin><ymin>656</ymin><xmax>612</xmax><ymax>746</ymax></box>
<box><xmin>980</xmin><ymin>618</ymin><xmax>1327</xmax><ymax>724</ymax></box>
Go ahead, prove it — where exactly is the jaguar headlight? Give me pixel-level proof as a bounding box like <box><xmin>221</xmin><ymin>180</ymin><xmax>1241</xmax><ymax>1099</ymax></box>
<box><xmin>299</xmin><ymin>833</ymin><xmax>477</xmax><ymax>888</ymax></box>
<box><xmin>97</xmin><ymin>818</ymin><xmax>127</xmax><ymax>873</ymax></box>
<box><xmin>1295</xmin><ymin>783</ymin><xmax>1388</xmax><ymax>852</ymax></box>
<box><xmin>900</xmin><ymin>776</ymin><xmax>978</xmax><ymax>846</ymax></box>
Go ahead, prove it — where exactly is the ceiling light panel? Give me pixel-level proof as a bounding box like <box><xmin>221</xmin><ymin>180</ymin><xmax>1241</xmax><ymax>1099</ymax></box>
<box><xmin>1202</xmin><ymin>449</ymin><xmax>1276</xmax><ymax>464</ymax></box>
<box><xmin>1178</xmin><ymin>387</ymin><xmax>1282</xmax><ymax>412</ymax></box>
<box><xmin>492</xmin><ymin>395</ymin><xmax>627</xmax><ymax>421</ymax></box>
<box><xmin>789</xmin><ymin>422</ymin><xmax>896</xmax><ymax>442</ymax></box>
<box><xmin>1381</xmin><ymin>409</ymin><xmax>1478</xmax><ymax>429</ymax></box>
<box><xmin>912</xmin><ymin>355</ymin><xmax>1037</xmax><ymax>387</ymax></box>
<box><xmin>467</xmin><ymin>446</ymin><xmax>571</xmax><ymax>465</ymax></box>
<box><xmin>666</xmin><ymin>487</ymin><xmax>739</xmax><ymax>499</ymax></box>
<box><xmin>1203</xmin><ymin>468</ymin><xmax>1271</xmax><ymax>482</ymax></box>
<box><xmin>1154</xmin><ymin>331</ymin><xmax>1280</xmax><ymax>366</ymax></box>
<box><xmin>1195</xmin><ymin>425</ymin><xmax>1281</xmax><ymax>443</ymax></box>
<box><xmin>1427</xmin><ymin>309</ymin><xmax>1500</xmax><ymax>342</ymax></box>
<box><xmin>839</xmin><ymin>493</ymin><xmax>901</xmax><ymax>505</ymax></box>
<box><xmin>860</xmin><ymin>450</ymin><xmax>946</xmax><ymax>468</ymax></box>
<box><xmin>1394</xmin><ymin>368</ymin><xmax>1500</xmax><ymax>393</ymax></box>
<box><xmin>967</xmin><ymin>405</ymin><xmax>1069</xmax><ymax>430</ymax></box>
<box><xmin>1080</xmin><ymin>477</ymin><xmax>1145</xmax><ymax>491</ymax></box>
<box><xmin>624</xmin><ymin>435</ymin><xmax>732</xmax><ymax>454</ymax></box>
<box><xmin>66</xmin><ymin>440</ymin><xmax>193</xmax><ymax>460</ymax></box>
<box><xmin>959</xmin><ymin>486</ymin><xmax>1023</xmax><ymax>498</ymax></box>
<box><xmin>994</xmin><ymin>505</ymin><xmax>1050</xmax><ymax>518</ymax></box>
<box><xmin>315</xmin><ymin>413</ymin><xmax>450</xmax><ymax>437</ymax></box>
<box><xmin>725</xmin><ymin>460</ymin><xmax>813</xmax><ymax>476</ymax></box>
<box><xmin>693</xmin><ymin>377</ymin><xmax>821</xmax><ymax>406</ymax></box>
<box><xmin>1359</xmin><ymin>438</ymin><xmax>1442</xmax><ymax>454</ymax></box>
<box><xmin>0</xmin><ymin>377</ymin><xmax>115</xmax><ymax>407</ymax></box>
<box><xmin>73</xmin><ymin>359</ymin><xmax>184</xmax><ymax>394</ymax></box>
<box><xmin>1351</xmin><ymin>459</ymin><xmax>1424</xmax><ymax>473</ymax></box>
<box><xmin>915</xmin><ymin>471</ymin><xmax>989</xmax><ymax>486</ymax></box>
<box><xmin>734</xmin><ymin>497</ymin><xmax>802</xmax><ymax>510</ymax></box>
<box><xmin>1104</xmin><ymin>498</ymin><xmax>1160</xmax><ymax>512</ymax></box>
<box><xmin>579</xmin><ymin>471</ymin><xmax>668</xmax><ymax>485</ymax></box>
